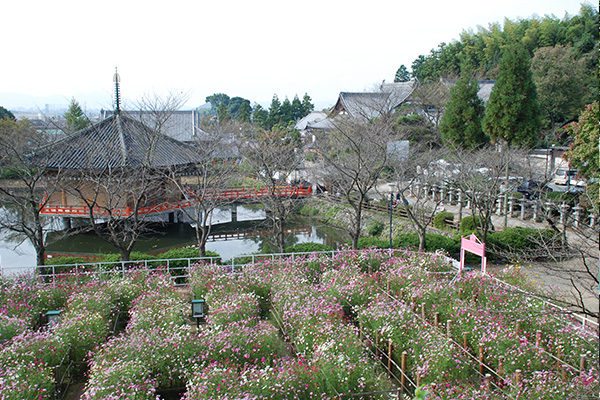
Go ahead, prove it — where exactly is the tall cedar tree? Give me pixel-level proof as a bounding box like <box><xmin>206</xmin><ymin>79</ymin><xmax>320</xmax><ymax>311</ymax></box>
<box><xmin>439</xmin><ymin>74</ymin><xmax>487</xmax><ymax>149</ymax></box>
<box><xmin>482</xmin><ymin>45</ymin><xmax>541</xmax><ymax>148</ymax></box>
<box><xmin>64</xmin><ymin>98</ymin><xmax>90</xmax><ymax>133</ymax></box>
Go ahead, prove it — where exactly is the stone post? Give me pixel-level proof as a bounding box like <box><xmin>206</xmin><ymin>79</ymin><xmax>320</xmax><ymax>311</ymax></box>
<box><xmin>508</xmin><ymin>196</ymin><xmax>515</xmax><ymax>217</ymax></box>
<box><xmin>559</xmin><ymin>202</ymin><xmax>569</xmax><ymax>225</ymax></box>
<box><xmin>572</xmin><ymin>206</ymin><xmax>583</xmax><ymax>228</ymax></box>
<box><xmin>519</xmin><ymin>198</ymin><xmax>526</xmax><ymax>220</ymax></box>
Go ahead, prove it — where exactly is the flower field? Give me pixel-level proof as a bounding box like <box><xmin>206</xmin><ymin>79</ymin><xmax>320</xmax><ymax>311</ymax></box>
<box><xmin>0</xmin><ymin>249</ymin><xmax>597</xmax><ymax>399</ymax></box>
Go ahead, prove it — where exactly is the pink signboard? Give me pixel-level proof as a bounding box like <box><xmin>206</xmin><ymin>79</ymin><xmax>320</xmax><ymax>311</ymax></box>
<box><xmin>460</xmin><ymin>233</ymin><xmax>487</xmax><ymax>274</ymax></box>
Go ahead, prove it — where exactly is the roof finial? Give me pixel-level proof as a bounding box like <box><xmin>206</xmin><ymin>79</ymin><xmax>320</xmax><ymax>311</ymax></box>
<box><xmin>113</xmin><ymin>67</ymin><xmax>121</xmax><ymax>115</ymax></box>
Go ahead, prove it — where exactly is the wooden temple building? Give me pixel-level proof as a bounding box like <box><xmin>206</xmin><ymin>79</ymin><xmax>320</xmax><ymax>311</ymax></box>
<box><xmin>36</xmin><ymin>72</ymin><xmax>200</xmax><ymax>220</ymax></box>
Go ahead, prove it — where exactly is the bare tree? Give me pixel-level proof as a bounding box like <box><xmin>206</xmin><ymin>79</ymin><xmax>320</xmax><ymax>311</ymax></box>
<box><xmin>166</xmin><ymin>126</ymin><xmax>239</xmax><ymax>257</ymax></box>
<box><xmin>68</xmin><ymin>163</ymin><xmax>168</xmax><ymax>262</ymax></box>
<box><xmin>451</xmin><ymin>145</ymin><xmax>513</xmax><ymax>244</ymax></box>
<box><xmin>392</xmin><ymin>148</ymin><xmax>450</xmax><ymax>251</ymax></box>
<box><xmin>319</xmin><ymin>115</ymin><xmax>394</xmax><ymax>249</ymax></box>
<box><xmin>407</xmin><ymin>80</ymin><xmax>451</xmax><ymax>127</ymax></box>
<box><xmin>241</xmin><ymin>127</ymin><xmax>303</xmax><ymax>252</ymax></box>
<box><xmin>0</xmin><ymin>119</ymin><xmax>63</xmax><ymax>266</ymax></box>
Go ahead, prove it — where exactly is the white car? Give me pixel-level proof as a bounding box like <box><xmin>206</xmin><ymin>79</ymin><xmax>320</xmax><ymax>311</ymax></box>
<box><xmin>553</xmin><ymin>169</ymin><xmax>586</xmax><ymax>187</ymax></box>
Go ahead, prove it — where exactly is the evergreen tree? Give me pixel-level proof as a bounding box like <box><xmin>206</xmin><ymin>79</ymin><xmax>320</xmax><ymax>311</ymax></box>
<box><xmin>301</xmin><ymin>93</ymin><xmax>314</xmax><ymax>116</ymax></box>
<box><xmin>439</xmin><ymin>74</ymin><xmax>487</xmax><ymax>149</ymax></box>
<box><xmin>266</xmin><ymin>94</ymin><xmax>282</xmax><ymax>129</ymax></box>
<box><xmin>291</xmin><ymin>95</ymin><xmax>304</xmax><ymax>121</ymax></box>
<box><xmin>279</xmin><ymin>97</ymin><xmax>293</xmax><ymax>126</ymax></box>
<box><xmin>482</xmin><ymin>45</ymin><xmax>541</xmax><ymax>148</ymax></box>
<box><xmin>0</xmin><ymin>106</ymin><xmax>15</xmax><ymax>121</ymax></box>
<box><xmin>216</xmin><ymin>103</ymin><xmax>230</xmax><ymax>123</ymax></box>
<box><xmin>252</xmin><ymin>104</ymin><xmax>268</xmax><ymax>128</ymax></box>
<box><xmin>64</xmin><ymin>98</ymin><xmax>89</xmax><ymax>132</ymax></box>
<box><xmin>237</xmin><ymin>101</ymin><xmax>251</xmax><ymax>123</ymax></box>
<box><xmin>205</xmin><ymin>93</ymin><xmax>230</xmax><ymax>113</ymax></box>
<box><xmin>394</xmin><ymin>64</ymin><xmax>411</xmax><ymax>82</ymax></box>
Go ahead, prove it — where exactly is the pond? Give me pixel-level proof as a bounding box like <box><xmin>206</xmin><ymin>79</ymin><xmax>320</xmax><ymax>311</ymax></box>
<box><xmin>0</xmin><ymin>205</ymin><xmax>350</xmax><ymax>273</ymax></box>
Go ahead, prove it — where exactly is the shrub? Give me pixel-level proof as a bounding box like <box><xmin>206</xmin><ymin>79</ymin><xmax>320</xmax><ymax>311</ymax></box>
<box><xmin>285</xmin><ymin>242</ymin><xmax>333</xmax><ymax>253</ymax></box>
<box><xmin>45</xmin><ymin>256</ymin><xmax>88</xmax><ymax>266</ymax></box>
<box><xmin>366</xmin><ymin>220</ymin><xmax>384</xmax><ymax>236</ymax></box>
<box><xmin>433</xmin><ymin>212</ymin><xmax>454</xmax><ymax>230</ymax></box>
<box><xmin>459</xmin><ymin>215</ymin><xmax>482</xmax><ymax>232</ymax></box>
<box><xmin>159</xmin><ymin>248</ymin><xmax>221</xmax><ymax>264</ymax></box>
<box><xmin>509</xmin><ymin>191</ymin><xmax>524</xmax><ymax>199</ymax></box>
<box><xmin>544</xmin><ymin>191</ymin><xmax>578</xmax><ymax>205</ymax></box>
<box><xmin>425</xmin><ymin>234</ymin><xmax>460</xmax><ymax>255</ymax></box>
<box><xmin>298</xmin><ymin>204</ymin><xmax>319</xmax><ymax>216</ymax></box>
<box><xmin>357</xmin><ymin>237</ymin><xmax>390</xmax><ymax>249</ymax></box>
<box><xmin>393</xmin><ymin>233</ymin><xmax>420</xmax><ymax>249</ymax></box>
<box><xmin>487</xmin><ymin>227</ymin><xmax>559</xmax><ymax>256</ymax></box>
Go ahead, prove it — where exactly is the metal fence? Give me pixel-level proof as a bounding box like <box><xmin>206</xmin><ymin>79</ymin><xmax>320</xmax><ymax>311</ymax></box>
<box><xmin>0</xmin><ymin>250</ymin><xmax>351</xmax><ymax>285</ymax></box>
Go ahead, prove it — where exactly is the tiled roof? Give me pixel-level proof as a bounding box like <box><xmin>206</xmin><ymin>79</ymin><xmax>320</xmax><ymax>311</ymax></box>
<box><xmin>99</xmin><ymin>110</ymin><xmax>207</xmax><ymax>142</ymax></box>
<box><xmin>331</xmin><ymin>80</ymin><xmax>417</xmax><ymax>118</ymax></box>
<box><xmin>295</xmin><ymin>111</ymin><xmax>334</xmax><ymax>131</ymax></box>
<box><xmin>34</xmin><ymin>113</ymin><xmax>199</xmax><ymax>170</ymax></box>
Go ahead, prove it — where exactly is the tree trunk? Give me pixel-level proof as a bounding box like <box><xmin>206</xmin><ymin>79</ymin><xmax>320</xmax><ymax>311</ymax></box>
<box><xmin>351</xmin><ymin>201</ymin><xmax>363</xmax><ymax>249</ymax></box>
<box><xmin>119</xmin><ymin>249</ymin><xmax>131</xmax><ymax>262</ymax></box>
<box><xmin>418</xmin><ymin>228</ymin><xmax>427</xmax><ymax>252</ymax></box>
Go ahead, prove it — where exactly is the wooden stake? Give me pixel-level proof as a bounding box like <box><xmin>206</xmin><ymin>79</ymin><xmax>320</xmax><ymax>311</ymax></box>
<box><xmin>421</xmin><ymin>302</ymin><xmax>426</xmax><ymax>319</ymax></box>
<box><xmin>515</xmin><ymin>369</ymin><xmax>522</xmax><ymax>384</ymax></box>
<box><xmin>472</xmin><ymin>292</ymin><xmax>477</xmax><ymax>302</ymax></box>
<box><xmin>498</xmin><ymin>356</ymin><xmax>505</xmax><ymax>377</ymax></box>
<box><xmin>388</xmin><ymin>339</ymin><xmax>393</xmax><ymax>372</ymax></box>
<box><xmin>561</xmin><ymin>364</ymin><xmax>567</xmax><ymax>382</ymax></box>
<box><xmin>446</xmin><ymin>320</ymin><xmax>452</xmax><ymax>338</ymax></box>
<box><xmin>434</xmin><ymin>312</ymin><xmax>440</xmax><ymax>327</ymax></box>
<box><xmin>401</xmin><ymin>351</ymin><xmax>407</xmax><ymax>393</ymax></box>
<box><xmin>515</xmin><ymin>320</ymin><xmax>521</xmax><ymax>335</ymax></box>
<box><xmin>484</xmin><ymin>373</ymin><xmax>491</xmax><ymax>391</ymax></box>
<box><xmin>580</xmin><ymin>354</ymin><xmax>587</xmax><ymax>374</ymax></box>
<box><xmin>479</xmin><ymin>344</ymin><xmax>484</xmax><ymax>375</ymax></box>
<box><xmin>535</xmin><ymin>329</ymin><xmax>542</xmax><ymax>347</ymax></box>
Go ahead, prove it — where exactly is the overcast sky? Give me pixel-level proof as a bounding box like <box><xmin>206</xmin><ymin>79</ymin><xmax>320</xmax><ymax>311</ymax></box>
<box><xmin>1</xmin><ymin>0</ymin><xmax>595</xmax><ymax>111</ymax></box>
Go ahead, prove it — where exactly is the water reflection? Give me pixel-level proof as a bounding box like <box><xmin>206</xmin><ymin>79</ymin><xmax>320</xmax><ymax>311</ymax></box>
<box><xmin>0</xmin><ymin>205</ymin><xmax>349</xmax><ymax>270</ymax></box>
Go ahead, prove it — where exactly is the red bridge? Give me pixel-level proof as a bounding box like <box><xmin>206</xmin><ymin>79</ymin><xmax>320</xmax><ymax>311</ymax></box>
<box><xmin>40</xmin><ymin>185</ymin><xmax>312</xmax><ymax>217</ymax></box>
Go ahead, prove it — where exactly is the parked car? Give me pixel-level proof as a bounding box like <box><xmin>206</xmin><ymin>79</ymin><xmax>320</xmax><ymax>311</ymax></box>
<box><xmin>553</xmin><ymin>169</ymin><xmax>586</xmax><ymax>187</ymax></box>
<box><xmin>516</xmin><ymin>180</ymin><xmax>551</xmax><ymax>200</ymax></box>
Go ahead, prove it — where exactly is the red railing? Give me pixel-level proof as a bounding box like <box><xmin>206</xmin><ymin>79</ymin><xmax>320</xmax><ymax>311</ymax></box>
<box><xmin>40</xmin><ymin>185</ymin><xmax>312</xmax><ymax>217</ymax></box>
